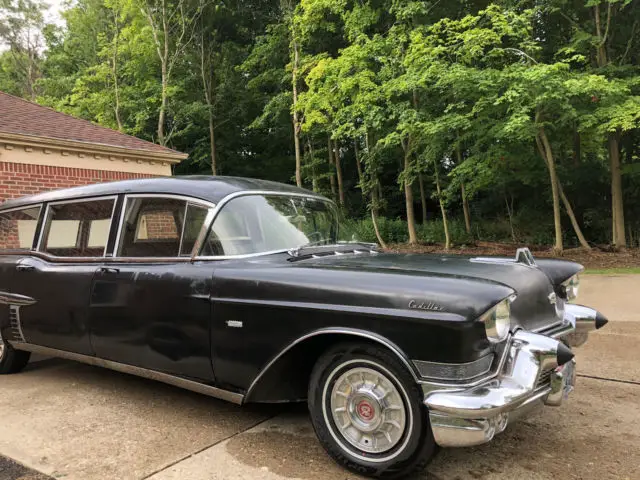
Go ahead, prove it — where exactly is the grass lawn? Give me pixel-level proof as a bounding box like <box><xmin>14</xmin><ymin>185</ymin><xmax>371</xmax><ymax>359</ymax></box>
<box><xmin>584</xmin><ymin>267</ymin><xmax>640</xmax><ymax>275</ymax></box>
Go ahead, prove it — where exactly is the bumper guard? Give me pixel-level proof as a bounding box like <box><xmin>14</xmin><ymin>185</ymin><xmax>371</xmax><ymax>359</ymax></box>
<box><xmin>424</xmin><ymin>304</ymin><xmax>605</xmax><ymax>448</ymax></box>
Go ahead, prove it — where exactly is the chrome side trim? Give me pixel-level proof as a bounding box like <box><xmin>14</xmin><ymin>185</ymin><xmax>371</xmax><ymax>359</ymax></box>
<box><xmin>194</xmin><ymin>190</ymin><xmax>337</xmax><ymax>260</ymax></box>
<box><xmin>113</xmin><ymin>193</ymin><xmax>215</xmax><ymax>259</ymax></box>
<box><xmin>8</xmin><ymin>306</ymin><xmax>27</xmax><ymax>343</ymax></box>
<box><xmin>413</xmin><ymin>355</ymin><xmax>494</xmax><ymax>381</ymax></box>
<box><xmin>11</xmin><ymin>343</ymin><xmax>244</xmax><ymax>405</ymax></box>
<box><xmin>36</xmin><ymin>195</ymin><xmax>118</xmax><ymax>254</ymax></box>
<box><xmin>245</xmin><ymin>327</ymin><xmax>420</xmax><ymax>402</ymax></box>
<box><xmin>0</xmin><ymin>291</ymin><xmax>36</xmax><ymax>306</ymax></box>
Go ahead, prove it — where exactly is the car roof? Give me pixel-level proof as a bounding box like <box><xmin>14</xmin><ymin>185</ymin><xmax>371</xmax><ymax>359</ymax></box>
<box><xmin>0</xmin><ymin>176</ymin><xmax>325</xmax><ymax>210</ymax></box>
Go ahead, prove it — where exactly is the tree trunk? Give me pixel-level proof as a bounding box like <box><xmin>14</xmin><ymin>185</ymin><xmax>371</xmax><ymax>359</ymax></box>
<box><xmin>402</xmin><ymin>139</ymin><xmax>418</xmax><ymax>245</ymax></box>
<box><xmin>208</xmin><ymin>113</ymin><xmax>217</xmax><ymax>175</ymax></box>
<box><xmin>504</xmin><ymin>193</ymin><xmax>516</xmax><ymax>242</ymax></box>
<box><xmin>112</xmin><ymin>14</ymin><xmax>123</xmax><ymax>132</ymax></box>
<box><xmin>455</xmin><ymin>138</ymin><xmax>471</xmax><ymax>235</ymax></box>
<box><xmin>434</xmin><ymin>158</ymin><xmax>451</xmax><ymax>250</ymax></box>
<box><xmin>308</xmin><ymin>139</ymin><xmax>318</xmax><ymax>192</ymax></box>
<box><xmin>609</xmin><ymin>132</ymin><xmax>626</xmax><ymax>248</ymax></box>
<box><xmin>537</xmin><ymin>128</ymin><xmax>563</xmax><ymax>253</ymax></box>
<box><xmin>461</xmin><ymin>183</ymin><xmax>471</xmax><ymax>235</ymax></box>
<box><xmin>371</xmin><ymin>179</ymin><xmax>387</xmax><ymax>249</ymax></box>
<box><xmin>327</xmin><ymin>136</ymin><xmax>337</xmax><ymax>199</ymax></box>
<box><xmin>418</xmin><ymin>173</ymin><xmax>427</xmax><ymax>224</ymax></box>
<box><xmin>354</xmin><ymin>140</ymin><xmax>363</xmax><ymax>185</ymax></box>
<box><xmin>158</xmin><ymin>62</ymin><xmax>168</xmax><ymax>145</ymax></box>
<box><xmin>536</xmin><ymin>136</ymin><xmax>590</xmax><ymax>250</ymax></box>
<box><xmin>291</xmin><ymin>37</ymin><xmax>302</xmax><ymax>187</ymax></box>
<box><xmin>332</xmin><ymin>140</ymin><xmax>345</xmax><ymax>206</ymax></box>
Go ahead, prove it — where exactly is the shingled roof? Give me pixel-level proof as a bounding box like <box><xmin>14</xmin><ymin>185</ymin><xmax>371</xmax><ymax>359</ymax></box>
<box><xmin>0</xmin><ymin>91</ymin><xmax>185</xmax><ymax>158</ymax></box>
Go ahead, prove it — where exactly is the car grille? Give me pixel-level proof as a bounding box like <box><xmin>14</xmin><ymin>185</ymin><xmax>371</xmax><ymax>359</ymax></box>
<box><xmin>536</xmin><ymin>367</ymin><xmax>554</xmax><ymax>390</ymax></box>
<box><xmin>8</xmin><ymin>305</ymin><xmax>26</xmax><ymax>343</ymax></box>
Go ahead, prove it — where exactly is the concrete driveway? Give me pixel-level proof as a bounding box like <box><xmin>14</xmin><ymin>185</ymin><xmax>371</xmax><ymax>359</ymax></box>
<box><xmin>1</xmin><ymin>275</ymin><xmax>639</xmax><ymax>480</ymax></box>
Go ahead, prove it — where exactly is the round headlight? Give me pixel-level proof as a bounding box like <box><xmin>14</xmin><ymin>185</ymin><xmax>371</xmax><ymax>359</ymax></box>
<box><xmin>480</xmin><ymin>298</ymin><xmax>512</xmax><ymax>343</ymax></box>
<box><xmin>562</xmin><ymin>274</ymin><xmax>580</xmax><ymax>301</ymax></box>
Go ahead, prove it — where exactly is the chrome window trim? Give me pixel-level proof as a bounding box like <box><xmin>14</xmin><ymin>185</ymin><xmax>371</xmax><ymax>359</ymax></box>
<box><xmin>194</xmin><ymin>190</ymin><xmax>337</xmax><ymax>260</ymax></box>
<box><xmin>245</xmin><ymin>327</ymin><xmax>421</xmax><ymax>402</ymax></box>
<box><xmin>0</xmin><ymin>203</ymin><xmax>43</xmax><ymax>252</ymax></box>
<box><xmin>10</xmin><ymin>342</ymin><xmax>243</xmax><ymax>405</ymax></box>
<box><xmin>36</xmin><ymin>195</ymin><xmax>118</xmax><ymax>257</ymax></box>
<box><xmin>0</xmin><ymin>203</ymin><xmax>43</xmax><ymax>215</ymax></box>
<box><xmin>113</xmin><ymin>193</ymin><xmax>215</xmax><ymax>259</ymax></box>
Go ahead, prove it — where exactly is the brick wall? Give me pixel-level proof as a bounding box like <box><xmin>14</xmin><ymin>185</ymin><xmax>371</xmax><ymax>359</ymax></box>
<box><xmin>0</xmin><ymin>161</ymin><xmax>157</xmax><ymax>203</ymax></box>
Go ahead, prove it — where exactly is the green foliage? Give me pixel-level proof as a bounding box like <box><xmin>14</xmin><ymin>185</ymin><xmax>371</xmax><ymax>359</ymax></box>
<box><xmin>1</xmin><ymin>0</ymin><xmax>640</xmax><ymax>247</ymax></box>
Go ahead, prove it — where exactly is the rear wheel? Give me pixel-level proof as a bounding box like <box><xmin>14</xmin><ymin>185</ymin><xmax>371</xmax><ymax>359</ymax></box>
<box><xmin>0</xmin><ymin>335</ymin><xmax>31</xmax><ymax>374</ymax></box>
<box><xmin>308</xmin><ymin>342</ymin><xmax>437</xmax><ymax>479</ymax></box>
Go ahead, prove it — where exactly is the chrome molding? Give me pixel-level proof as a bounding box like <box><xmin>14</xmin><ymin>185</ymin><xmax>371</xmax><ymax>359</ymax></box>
<box><xmin>194</xmin><ymin>190</ymin><xmax>337</xmax><ymax>260</ymax></box>
<box><xmin>8</xmin><ymin>306</ymin><xmax>27</xmax><ymax>343</ymax></box>
<box><xmin>413</xmin><ymin>355</ymin><xmax>494</xmax><ymax>381</ymax></box>
<box><xmin>0</xmin><ymin>291</ymin><xmax>36</xmax><ymax>306</ymax></box>
<box><xmin>113</xmin><ymin>193</ymin><xmax>215</xmax><ymax>259</ymax></box>
<box><xmin>36</xmin><ymin>195</ymin><xmax>118</xmax><ymax>254</ymax></box>
<box><xmin>244</xmin><ymin>327</ymin><xmax>421</xmax><ymax>401</ymax></box>
<box><xmin>11</xmin><ymin>343</ymin><xmax>244</xmax><ymax>405</ymax></box>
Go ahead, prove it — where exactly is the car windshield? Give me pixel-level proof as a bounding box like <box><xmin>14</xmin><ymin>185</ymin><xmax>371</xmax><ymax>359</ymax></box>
<box><xmin>202</xmin><ymin>194</ymin><xmax>338</xmax><ymax>256</ymax></box>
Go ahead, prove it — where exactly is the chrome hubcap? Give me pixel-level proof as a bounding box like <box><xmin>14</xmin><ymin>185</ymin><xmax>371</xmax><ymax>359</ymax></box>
<box><xmin>330</xmin><ymin>367</ymin><xmax>406</xmax><ymax>454</ymax></box>
<box><xmin>0</xmin><ymin>334</ymin><xmax>5</xmax><ymax>361</ymax></box>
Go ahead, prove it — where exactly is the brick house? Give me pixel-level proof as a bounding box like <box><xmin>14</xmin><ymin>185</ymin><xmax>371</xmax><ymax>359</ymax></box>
<box><xmin>0</xmin><ymin>91</ymin><xmax>187</xmax><ymax>203</ymax></box>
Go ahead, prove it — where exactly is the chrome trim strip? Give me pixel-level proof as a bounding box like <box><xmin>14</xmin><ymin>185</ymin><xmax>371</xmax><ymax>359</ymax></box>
<box><xmin>0</xmin><ymin>291</ymin><xmax>36</xmax><ymax>306</ymax></box>
<box><xmin>0</xmin><ymin>204</ymin><xmax>43</xmax><ymax>253</ymax></box>
<box><xmin>190</xmin><ymin>207</ymin><xmax>216</xmax><ymax>261</ymax></box>
<box><xmin>413</xmin><ymin>355</ymin><xmax>494</xmax><ymax>381</ymax></box>
<box><xmin>245</xmin><ymin>327</ymin><xmax>420</xmax><ymax>401</ymax></box>
<box><xmin>11</xmin><ymin>343</ymin><xmax>244</xmax><ymax>405</ymax></box>
<box><xmin>113</xmin><ymin>193</ymin><xmax>216</xmax><ymax>259</ymax></box>
<box><xmin>194</xmin><ymin>190</ymin><xmax>337</xmax><ymax>260</ymax></box>
<box><xmin>0</xmin><ymin>203</ymin><xmax>43</xmax><ymax>215</ymax></box>
<box><xmin>36</xmin><ymin>195</ymin><xmax>118</xmax><ymax>254</ymax></box>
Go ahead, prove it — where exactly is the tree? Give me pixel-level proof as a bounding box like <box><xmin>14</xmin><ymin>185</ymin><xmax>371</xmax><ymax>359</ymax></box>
<box><xmin>0</xmin><ymin>0</ymin><xmax>47</xmax><ymax>99</ymax></box>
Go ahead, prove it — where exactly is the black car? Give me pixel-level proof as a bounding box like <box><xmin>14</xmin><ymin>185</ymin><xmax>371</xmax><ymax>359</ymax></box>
<box><xmin>0</xmin><ymin>176</ymin><xmax>607</xmax><ymax>478</ymax></box>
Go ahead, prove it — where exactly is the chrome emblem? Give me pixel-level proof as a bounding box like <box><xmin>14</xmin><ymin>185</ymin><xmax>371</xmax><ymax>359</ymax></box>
<box><xmin>548</xmin><ymin>292</ymin><xmax>557</xmax><ymax>305</ymax></box>
<box><xmin>408</xmin><ymin>300</ymin><xmax>444</xmax><ymax>312</ymax></box>
<box><xmin>226</xmin><ymin>320</ymin><xmax>243</xmax><ymax>328</ymax></box>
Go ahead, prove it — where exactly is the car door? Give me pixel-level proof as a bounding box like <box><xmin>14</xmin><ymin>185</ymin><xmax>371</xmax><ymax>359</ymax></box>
<box><xmin>0</xmin><ymin>205</ymin><xmax>42</xmax><ymax>345</ymax></box>
<box><xmin>6</xmin><ymin>197</ymin><xmax>117</xmax><ymax>355</ymax></box>
<box><xmin>89</xmin><ymin>195</ymin><xmax>215</xmax><ymax>382</ymax></box>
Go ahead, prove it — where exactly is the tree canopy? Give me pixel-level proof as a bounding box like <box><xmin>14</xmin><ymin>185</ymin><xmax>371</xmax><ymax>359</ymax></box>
<box><xmin>1</xmin><ymin>0</ymin><xmax>639</xmax><ymax>250</ymax></box>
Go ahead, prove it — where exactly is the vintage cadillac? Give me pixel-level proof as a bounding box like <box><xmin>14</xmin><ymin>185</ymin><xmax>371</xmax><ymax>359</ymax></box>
<box><xmin>0</xmin><ymin>177</ymin><xmax>607</xmax><ymax>478</ymax></box>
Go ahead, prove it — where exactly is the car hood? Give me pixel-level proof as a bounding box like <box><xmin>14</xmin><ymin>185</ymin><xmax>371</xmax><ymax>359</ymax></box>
<box><xmin>294</xmin><ymin>252</ymin><xmax>572</xmax><ymax>332</ymax></box>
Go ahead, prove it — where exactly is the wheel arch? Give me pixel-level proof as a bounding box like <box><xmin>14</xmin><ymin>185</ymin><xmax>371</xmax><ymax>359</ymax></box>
<box><xmin>243</xmin><ymin>328</ymin><xmax>420</xmax><ymax>404</ymax></box>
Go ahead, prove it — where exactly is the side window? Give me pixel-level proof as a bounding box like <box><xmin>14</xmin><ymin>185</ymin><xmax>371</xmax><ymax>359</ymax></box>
<box><xmin>179</xmin><ymin>204</ymin><xmax>209</xmax><ymax>256</ymax></box>
<box><xmin>41</xmin><ymin>199</ymin><xmax>115</xmax><ymax>257</ymax></box>
<box><xmin>118</xmin><ymin>197</ymin><xmax>209</xmax><ymax>258</ymax></box>
<box><xmin>0</xmin><ymin>206</ymin><xmax>42</xmax><ymax>250</ymax></box>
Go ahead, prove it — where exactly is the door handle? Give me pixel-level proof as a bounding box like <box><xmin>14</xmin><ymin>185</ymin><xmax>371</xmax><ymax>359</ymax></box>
<box><xmin>98</xmin><ymin>267</ymin><xmax>120</xmax><ymax>274</ymax></box>
<box><xmin>16</xmin><ymin>264</ymin><xmax>35</xmax><ymax>272</ymax></box>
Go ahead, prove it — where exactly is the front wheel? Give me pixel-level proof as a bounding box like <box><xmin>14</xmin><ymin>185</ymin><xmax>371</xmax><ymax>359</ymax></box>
<box><xmin>0</xmin><ymin>335</ymin><xmax>31</xmax><ymax>374</ymax></box>
<box><xmin>308</xmin><ymin>343</ymin><xmax>437</xmax><ymax>479</ymax></box>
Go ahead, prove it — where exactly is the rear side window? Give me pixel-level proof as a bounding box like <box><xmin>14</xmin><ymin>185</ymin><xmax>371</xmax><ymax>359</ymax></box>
<box><xmin>0</xmin><ymin>206</ymin><xmax>42</xmax><ymax>250</ymax></box>
<box><xmin>117</xmin><ymin>197</ymin><xmax>209</xmax><ymax>258</ymax></box>
<box><xmin>40</xmin><ymin>199</ymin><xmax>115</xmax><ymax>257</ymax></box>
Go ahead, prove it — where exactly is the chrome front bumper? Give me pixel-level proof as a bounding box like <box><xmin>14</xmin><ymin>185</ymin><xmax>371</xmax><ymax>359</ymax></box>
<box><xmin>423</xmin><ymin>304</ymin><xmax>605</xmax><ymax>448</ymax></box>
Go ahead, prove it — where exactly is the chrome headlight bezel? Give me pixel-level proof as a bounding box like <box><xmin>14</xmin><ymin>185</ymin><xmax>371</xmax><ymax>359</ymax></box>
<box><xmin>479</xmin><ymin>296</ymin><xmax>514</xmax><ymax>343</ymax></box>
<box><xmin>561</xmin><ymin>274</ymin><xmax>580</xmax><ymax>301</ymax></box>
